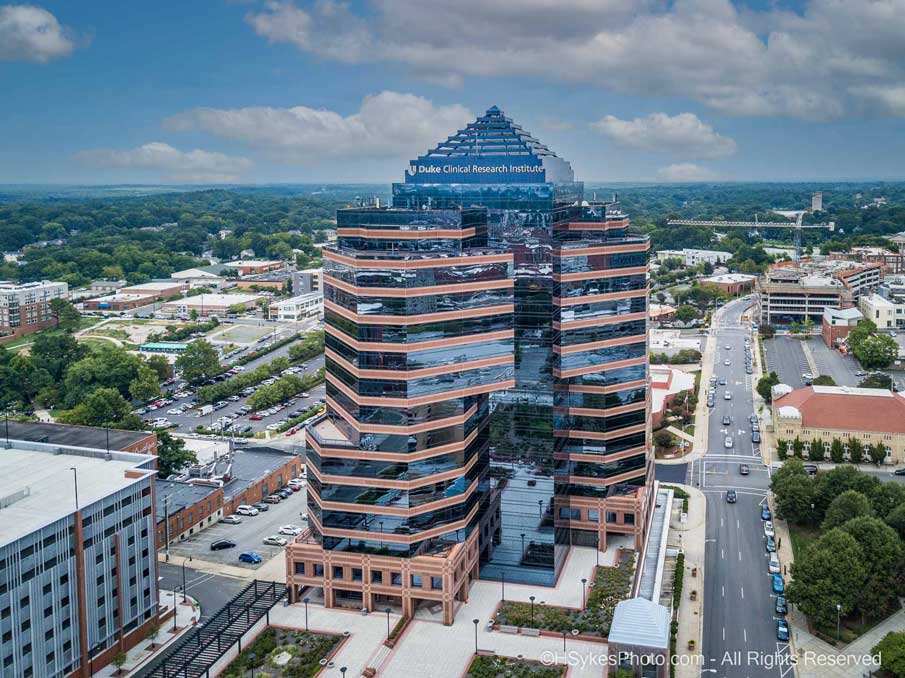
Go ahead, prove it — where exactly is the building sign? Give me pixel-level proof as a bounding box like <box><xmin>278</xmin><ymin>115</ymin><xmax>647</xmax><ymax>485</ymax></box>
<box><xmin>405</xmin><ymin>157</ymin><xmax>547</xmax><ymax>184</ymax></box>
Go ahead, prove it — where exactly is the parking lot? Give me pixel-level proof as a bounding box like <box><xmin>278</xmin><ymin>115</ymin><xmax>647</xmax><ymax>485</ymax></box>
<box><xmin>763</xmin><ymin>334</ymin><xmax>905</xmax><ymax>390</ymax></box>
<box><xmin>151</xmin><ymin>353</ymin><xmax>325</xmax><ymax>435</ymax></box>
<box><xmin>164</xmin><ymin>484</ymin><xmax>309</xmax><ymax>569</ymax></box>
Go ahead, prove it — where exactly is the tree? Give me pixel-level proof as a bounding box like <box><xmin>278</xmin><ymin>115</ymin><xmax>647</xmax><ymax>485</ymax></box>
<box><xmin>849</xmin><ymin>438</ymin><xmax>865</xmax><ymax>464</ymax></box>
<box><xmin>808</xmin><ymin>437</ymin><xmax>825</xmax><ymax>461</ymax></box>
<box><xmin>792</xmin><ymin>437</ymin><xmax>805</xmax><ymax>459</ymax></box>
<box><xmin>787</xmin><ymin>529</ymin><xmax>865</xmax><ymax>631</ymax></box>
<box><xmin>111</xmin><ymin>650</ymin><xmax>127</xmax><ymax>675</ymax></box>
<box><xmin>802</xmin><ymin>317</ymin><xmax>814</xmax><ymax>335</ymax></box>
<box><xmin>653</xmin><ymin>429</ymin><xmax>675</xmax><ymax>450</ymax></box>
<box><xmin>146</xmin><ymin>354</ymin><xmax>171</xmax><ymax>381</ymax></box>
<box><xmin>771</xmin><ymin>457</ymin><xmax>808</xmax><ymax>492</ymax></box>
<box><xmin>776</xmin><ymin>438</ymin><xmax>788</xmax><ymax>460</ymax></box>
<box><xmin>885</xmin><ymin>504</ymin><xmax>905</xmax><ymax>541</ymax></box>
<box><xmin>175</xmin><ymin>340</ymin><xmax>221</xmax><ymax>384</ymax></box>
<box><xmin>789</xmin><ymin>320</ymin><xmax>801</xmax><ymax>336</ymax></box>
<box><xmin>848</xmin><ymin>318</ymin><xmax>878</xmax><ymax>353</ymax></box>
<box><xmin>758</xmin><ymin>323</ymin><xmax>776</xmax><ymax>339</ymax></box>
<box><xmin>870</xmin><ymin>482</ymin><xmax>905</xmax><ymax>520</ymax></box>
<box><xmin>189</xmin><ymin>308</ymin><xmax>199</xmax><ymax>321</ymax></box>
<box><xmin>872</xmin><ymin>632</ymin><xmax>905</xmax><ymax>678</ymax></box>
<box><xmin>50</xmin><ymin>298</ymin><xmax>81</xmax><ymax>331</ymax></box>
<box><xmin>840</xmin><ymin>516</ymin><xmax>904</xmax><ymax>618</ymax></box>
<box><xmin>859</xmin><ymin>372</ymin><xmax>892</xmax><ymax>389</ymax></box>
<box><xmin>129</xmin><ymin>365</ymin><xmax>160</xmax><ymax>402</ymax></box>
<box><xmin>812</xmin><ymin>375</ymin><xmax>836</xmax><ymax>386</ymax></box>
<box><xmin>156</xmin><ymin>431</ymin><xmax>197</xmax><ymax>479</ymax></box>
<box><xmin>675</xmin><ymin>304</ymin><xmax>698</xmax><ymax>323</ymax></box>
<box><xmin>870</xmin><ymin>442</ymin><xmax>888</xmax><ymax>466</ymax></box>
<box><xmin>830</xmin><ymin>438</ymin><xmax>845</xmax><ymax>464</ymax></box>
<box><xmin>757</xmin><ymin>371</ymin><xmax>780</xmax><ymax>402</ymax></box>
<box><xmin>57</xmin><ymin>387</ymin><xmax>137</xmax><ymax>428</ymax></box>
<box><xmin>146</xmin><ymin>620</ymin><xmax>162</xmax><ymax>650</ymax></box>
<box><xmin>30</xmin><ymin>331</ymin><xmax>85</xmax><ymax>382</ymax></box>
<box><xmin>813</xmin><ymin>465</ymin><xmax>880</xmax><ymax>517</ymax></box>
<box><xmin>774</xmin><ymin>474</ymin><xmax>816</xmax><ymax>526</ymax></box>
<box><xmin>822</xmin><ymin>490</ymin><xmax>872</xmax><ymax>530</ymax></box>
<box><xmin>854</xmin><ymin>334</ymin><xmax>899</xmax><ymax>370</ymax></box>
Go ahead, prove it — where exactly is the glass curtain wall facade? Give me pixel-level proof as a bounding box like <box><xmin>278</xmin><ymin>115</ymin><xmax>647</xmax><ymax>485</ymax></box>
<box><xmin>293</xmin><ymin>107</ymin><xmax>650</xmax><ymax>613</ymax></box>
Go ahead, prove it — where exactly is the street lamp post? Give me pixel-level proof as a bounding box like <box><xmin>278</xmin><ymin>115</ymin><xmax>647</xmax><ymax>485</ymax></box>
<box><xmin>581</xmin><ymin>578</ymin><xmax>587</xmax><ymax>608</ymax></box>
<box><xmin>385</xmin><ymin>607</ymin><xmax>392</xmax><ymax>639</ymax></box>
<box><xmin>182</xmin><ymin>556</ymin><xmax>193</xmax><ymax>603</ymax></box>
<box><xmin>538</xmin><ymin>500</ymin><xmax>543</xmax><ymax>518</ymax></box>
<box><xmin>303</xmin><ymin>597</ymin><xmax>310</xmax><ymax>632</ymax></box>
<box><xmin>340</xmin><ymin>668</ymin><xmax>347</xmax><ymax>678</ymax></box>
<box><xmin>836</xmin><ymin>603</ymin><xmax>842</xmax><ymax>642</ymax></box>
<box><xmin>172</xmin><ymin>588</ymin><xmax>179</xmax><ymax>632</ymax></box>
<box><xmin>69</xmin><ymin>467</ymin><xmax>79</xmax><ymax>511</ymax></box>
<box><xmin>501</xmin><ymin>571</ymin><xmax>505</xmax><ymax>602</ymax></box>
<box><xmin>529</xmin><ymin>596</ymin><xmax>535</xmax><ymax>624</ymax></box>
<box><xmin>472</xmin><ymin>619</ymin><xmax>479</xmax><ymax>654</ymax></box>
<box><xmin>562</xmin><ymin>630</ymin><xmax>568</xmax><ymax>652</ymax></box>
<box><xmin>520</xmin><ymin>533</ymin><xmax>526</xmax><ymax>561</ymax></box>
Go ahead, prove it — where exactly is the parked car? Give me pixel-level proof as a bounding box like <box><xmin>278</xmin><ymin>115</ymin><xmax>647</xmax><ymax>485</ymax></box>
<box><xmin>768</xmin><ymin>552</ymin><xmax>781</xmax><ymax>574</ymax></box>
<box><xmin>726</xmin><ymin>489</ymin><xmax>737</xmax><ymax>504</ymax></box>
<box><xmin>210</xmin><ymin>539</ymin><xmax>236</xmax><ymax>551</ymax></box>
<box><xmin>238</xmin><ymin>551</ymin><xmax>263</xmax><ymax>564</ymax></box>
<box><xmin>803</xmin><ymin>464</ymin><xmax>818</xmax><ymax>476</ymax></box>
<box><xmin>764</xmin><ymin>521</ymin><xmax>775</xmax><ymax>538</ymax></box>
<box><xmin>776</xmin><ymin>619</ymin><xmax>790</xmax><ymax>641</ymax></box>
<box><xmin>765</xmin><ymin>535</ymin><xmax>776</xmax><ymax>552</ymax></box>
<box><xmin>277</xmin><ymin>488</ymin><xmax>293</xmax><ymax>499</ymax></box>
<box><xmin>279</xmin><ymin>524</ymin><xmax>303</xmax><ymax>536</ymax></box>
<box><xmin>220</xmin><ymin>515</ymin><xmax>242</xmax><ymax>525</ymax></box>
<box><xmin>263</xmin><ymin>535</ymin><xmax>289</xmax><ymax>547</ymax></box>
<box><xmin>894</xmin><ymin>468</ymin><xmax>905</xmax><ymax>476</ymax></box>
<box><xmin>252</xmin><ymin>502</ymin><xmax>269</xmax><ymax>512</ymax></box>
<box><xmin>775</xmin><ymin>596</ymin><xmax>788</xmax><ymax>616</ymax></box>
<box><xmin>761</xmin><ymin>506</ymin><xmax>772</xmax><ymax>521</ymax></box>
<box><xmin>249</xmin><ymin>414</ymin><xmax>263</xmax><ymax>421</ymax></box>
<box><xmin>772</xmin><ymin>574</ymin><xmax>785</xmax><ymax>594</ymax></box>
<box><xmin>236</xmin><ymin>505</ymin><xmax>259</xmax><ymax>516</ymax></box>
<box><xmin>752</xmin><ymin>431</ymin><xmax>761</xmax><ymax>443</ymax></box>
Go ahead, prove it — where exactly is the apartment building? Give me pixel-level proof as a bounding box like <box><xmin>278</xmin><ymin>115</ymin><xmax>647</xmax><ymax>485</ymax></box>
<box><xmin>655</xmin><ymin>248</ymin><xmax>728</xmax><ymax>267</ymax></box>
<box><xmin>269</xmin><ymin>292</ymin><xmax>323</xmax><ymax>322</ymax></box>
<box><xmin>0</xmin><ymin>440</ymin><xmax>160</xmax><ymax>678</ymax></box>
<box><xmin>0</xmin><ymin>280</ymin><xmax>68</xmax><ymax>342</ymax></box>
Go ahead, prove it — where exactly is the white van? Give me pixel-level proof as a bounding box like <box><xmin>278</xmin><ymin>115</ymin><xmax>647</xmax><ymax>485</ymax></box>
<box><xmin>236</xmin><ymin>505</ymin><xmax>259</xmax><ymax>516</ymax></box>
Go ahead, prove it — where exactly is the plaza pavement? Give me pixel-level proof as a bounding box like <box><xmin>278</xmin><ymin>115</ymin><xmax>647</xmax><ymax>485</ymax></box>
<box><xmin>250</xmin><ymin>542</ymin><xmax>634</xmax><ymax>677</ymax></box>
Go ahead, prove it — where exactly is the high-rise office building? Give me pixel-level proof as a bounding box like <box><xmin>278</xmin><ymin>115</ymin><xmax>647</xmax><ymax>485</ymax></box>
<box><xmin>287</xmin><ymin>107</ymin><xmax>652</xmax><ymax>622</ymax></box>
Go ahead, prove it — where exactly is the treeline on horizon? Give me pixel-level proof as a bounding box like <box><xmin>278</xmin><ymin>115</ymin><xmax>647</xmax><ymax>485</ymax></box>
<box><xmin>0</xmin><ymin>181</ymin><xmax>902</xmax><ymax>286</ymax></box>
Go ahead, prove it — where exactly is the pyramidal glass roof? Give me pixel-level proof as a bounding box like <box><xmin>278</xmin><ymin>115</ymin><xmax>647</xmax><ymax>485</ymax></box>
<box><xmin>424</xmin><ymin>106</ymin><xmax>560</xmax><ymax>159</ymax></box>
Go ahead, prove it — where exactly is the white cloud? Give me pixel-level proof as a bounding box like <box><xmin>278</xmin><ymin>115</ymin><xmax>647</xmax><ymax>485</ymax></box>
<box><xmin>0</xmin><ymin>4</ymin><xmax>77</xmax><ymax>62</ymax></box>
<box><xmin>164</xmin><ymin>91</ymin><xmax>472</xmax><ymax>161</ymax></box>
<box><xmin>656</xmin><ymin>163</ymin><xmax>717</xmax><ymax>182</ymax></box>
<box><xmin>592</xmin><ymin>112</ymin><xmax>736</xmax><ymax>159</ymax></box>
<box><xmin>76</xmin><ymin>142</ymin><xmax>254</xmax><ymax>183</ymax></box>
<box><xmin>243</xmin><ymin>0</ymin><xmax>905</xmax><ymax>120</ymax></box>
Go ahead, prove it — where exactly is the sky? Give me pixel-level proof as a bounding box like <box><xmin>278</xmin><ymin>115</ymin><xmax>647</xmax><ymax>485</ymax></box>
<box><xmin>2</xmin><ymin>0</ymin><xmax>905</xmax><ymax>185</ymax></box>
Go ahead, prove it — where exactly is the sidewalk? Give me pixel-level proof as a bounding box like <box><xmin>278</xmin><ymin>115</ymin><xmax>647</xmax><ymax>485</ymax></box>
<box><xmin>91</xmin><ymin>590</ymin><xmax>201</xmax><ymax>677</ymax></box>
<box><xmin>668</xmin><ymin>485</ymin><xmax>706</xmax><ymax>678</ymax></box>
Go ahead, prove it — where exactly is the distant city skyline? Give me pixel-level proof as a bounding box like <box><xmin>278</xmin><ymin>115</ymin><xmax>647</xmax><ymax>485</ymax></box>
<box><xmin>2</xmin><ymin>1</ymin><xmax>905</xmax><ymax>184</ymax></box>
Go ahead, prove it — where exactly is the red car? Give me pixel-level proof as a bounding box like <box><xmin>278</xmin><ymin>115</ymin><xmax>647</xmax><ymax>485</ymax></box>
<box><xmin>284</xmin><ymin>427</ymin><xmax>298</xmax><ymax>437</ymax></box>
<box><xmin>249</xmin><ymin>414</ymin><xmax>263</xmax><ymax>421</ymax></box>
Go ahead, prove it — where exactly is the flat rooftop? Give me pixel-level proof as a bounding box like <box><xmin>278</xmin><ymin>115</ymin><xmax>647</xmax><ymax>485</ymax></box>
<box><xmin>162</xmin><ymin>293</ymin><xmax>263</xmax><ymax>308</ymax></box>
<box><xmin>217</xmin><ymin>447</ymin><xmax>300</xmax><ymax>501</ymax></box>
<box><xmin>155</xmin><ymin>480</ymin><xmax>220</xmax><ymax>522</ymax></box>
<box><xmin>2</xmin><ymin>420</ymin><xmax>155</xmax><ymax>452</ymax></box>
<box><xmin>0</xmin><ymin>441</ymin><xmax>155</xmax><ymax>546</ymax></box>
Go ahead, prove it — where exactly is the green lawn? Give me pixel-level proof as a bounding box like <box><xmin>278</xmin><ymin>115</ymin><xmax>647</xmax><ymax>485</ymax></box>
<box><xmin>467</xmin><ymin>655</ymin><xmax>565</xmax><ymax>677</ymax></box>
<box><xmin>496</xmin><ymin>551</ymin><xmax>635</xmax><ymax>636</ymax></box>
<box><xmin>787</xmin><ymin>524</ymin><xmax>819</xmax><ymax>562</ymax></box>
<box><xmin>221</xmin><ymin>628</ymin><xmax>340</xmax><ymax>678</ymax></box>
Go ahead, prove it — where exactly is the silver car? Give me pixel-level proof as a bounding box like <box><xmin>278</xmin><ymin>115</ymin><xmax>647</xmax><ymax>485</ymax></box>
<box><xmin>724</xmin><ymin>436</ymin><xmax>733</xmax><ymax>449</ymax></box>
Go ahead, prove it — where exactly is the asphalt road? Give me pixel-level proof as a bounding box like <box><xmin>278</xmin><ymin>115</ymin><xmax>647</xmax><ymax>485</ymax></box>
<box><xmin>162</xmin><ymin>483</ymin><xmax>309</xmax><ymax>569</ymax></box>
<box><xmin>692</xmin><ymin>299</ymin><xmax>795</xmax><ymax>678</ymax></box>
<box><xmin>157</xmin><ymin>563</ymin><xmax>247</xmax><ymax>623</ymax></box>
